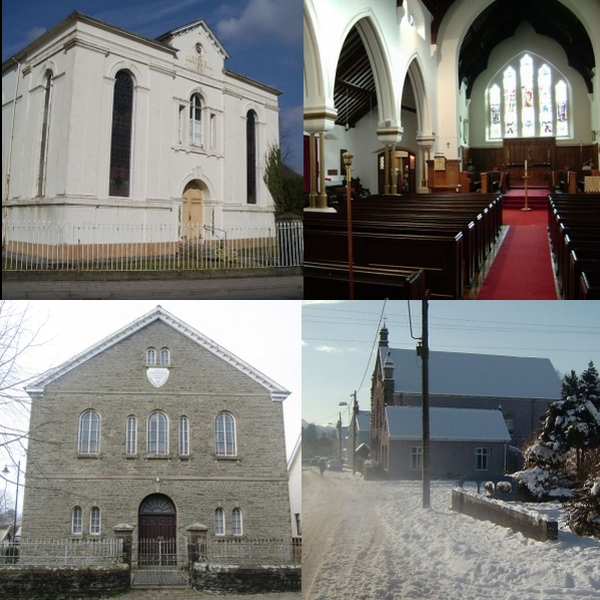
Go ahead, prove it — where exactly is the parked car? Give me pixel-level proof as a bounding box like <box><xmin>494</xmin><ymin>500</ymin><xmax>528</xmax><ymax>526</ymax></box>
<box><xmin>327</xmin><ymin>459</ymin><xmax>343</xmax><ymax>471</ymax></box>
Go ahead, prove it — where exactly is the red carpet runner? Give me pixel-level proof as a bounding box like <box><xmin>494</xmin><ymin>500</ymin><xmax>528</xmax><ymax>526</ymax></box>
<box><xmin>477</xmin><ymin>218</ymin><xmax>558</xmax><ymax>299</ymax></box>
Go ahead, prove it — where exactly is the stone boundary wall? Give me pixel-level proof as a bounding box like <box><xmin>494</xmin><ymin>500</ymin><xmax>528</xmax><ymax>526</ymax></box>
<box><xmin>0</xmin><ymin>565</ymin><xmax>130</xmax><ymax>599</ymax></box>
<box><xmin>451</xmin><ymin>489</ymin><xmax>558</xmax><ymax>542</ymax></box>
<box><xmin>191</xmin><ymin>564</ymin><xmax>301</xmax><ymax>594</ymax></box>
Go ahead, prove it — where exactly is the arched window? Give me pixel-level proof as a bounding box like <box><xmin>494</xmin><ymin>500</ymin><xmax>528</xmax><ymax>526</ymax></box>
<box><xmin>71</xmin><ymin>506</ymin><xmax>82</xmax><ymax>534</ymax></box>
<box><xmin>488</xmin><ymin>54</ymin><xmax>569</xmax><ymax>140</ymax></box>
<box><xmin>232</xmin><ymin>508</ymin><xmax>243</xmax><ymax>536</ymax></box>
<box><xmin>214</xmin><ymin>508</ymin><xmax>225</xmax><ymax>536</ymax></box>
<box><xmin>246</xmin><ymin>110</ymin><xmax>257</xmax><ymax>204</ymax></box>
<box><xmin>126</xmin><ymin>415</ymin><xmax>137</xmax><ymax>455</ymax></box>
<box><xmin>146</xmin><ymin>348</ymin><xmax>156</xmax><ymax>365</ymax></box>
<box><xmin>190</xmin><ymin>94</ymin><xmax>203</xmax><ymax>147</ymax></box>
<box><xmin>90</xmin><ymin>507</ymin><xmax>101</xmax><ymax>534</ymax></box>
<box><xmin>215</xmin><ymin>412</ymin><xmax>236</xmax><ymax>456</ymax></box>
<box><xmin>109</xmin><ymin>70</ymin><xmax>134</xmax><ymax>197</ymax></box>
<box><xmin>78</xmin><ymin>410</ymin><xmax>100</xmax><ymax>454</ymax></box>
<box><xmin>37</xmin><ymin>70</ymin><xmax>53</xmax><ymax>197</ymax></box>
<box><xmin>179</xmin><ymin>416</ymin><xmax>189</xmax><ymax>455</ymax></box>
<box><xmin>160</xmin><ymin>348</ymin><xmax>170</xmax><ymax>366</ymax></box>
<box><xmin>147</xmin><ymin>411</ymin><xmax>169</xmax><ymax>454</ymax></box>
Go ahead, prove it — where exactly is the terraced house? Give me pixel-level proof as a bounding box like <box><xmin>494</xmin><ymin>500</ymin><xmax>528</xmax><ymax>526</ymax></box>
<box><xmin>20</xmin><ymin>306</ymin><xmax>292</xmax><ymax>568</ymax></box>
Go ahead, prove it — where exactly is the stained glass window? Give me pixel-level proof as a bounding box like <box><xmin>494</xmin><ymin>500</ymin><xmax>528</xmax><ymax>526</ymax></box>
<box><xmin>556</xmin><ymin>80</ymin><xmax>568</xmax><ymax>137</ymax></box>
<box><xmin>503</xmin><ymin>67</ymin><xmax>517</xmax><ymax>138</ymax></box>
<box><xmin>489</xmin><ymin>84</ymin><xmax>501</xmax><ymax>139</ymax></box>
<box><xmin>109</xmin><ymin>70</ymin><xmax>134</xmax><ymax>197</ymax></box>
<box><xmin>488</xmin><ymin>55</ymin><xmax>569</xmax><ymax>140</ymax></box>
<box><xmin>520</xmin><ymin>55</ymin><xmax>535</xmax><ymax>136</ymax></box>
<box><xmin>539</xmin><ymin>64</ymin><xmax>553</xmax><ymax>136</ymax></box>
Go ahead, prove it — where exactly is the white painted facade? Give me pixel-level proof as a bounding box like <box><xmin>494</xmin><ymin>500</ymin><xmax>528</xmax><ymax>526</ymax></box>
<box><xmin>304</xmin><ymin>0</ymin><xmax>600</xmax><ymax>201</ymax></box>
<box><xmin>2</xmin><ymin>12</ymin><xmax>281</xmax><ymax>244</ymax></box>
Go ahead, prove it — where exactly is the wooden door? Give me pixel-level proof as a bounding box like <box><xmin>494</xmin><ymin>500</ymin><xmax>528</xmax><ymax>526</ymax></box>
<box><xmin>182</xmin><ymin>181</ymin><xmax>203</xmax><ymax>239</ymax></box>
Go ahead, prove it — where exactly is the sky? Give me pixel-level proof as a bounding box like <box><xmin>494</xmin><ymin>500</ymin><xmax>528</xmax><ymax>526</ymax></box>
<box><xmin>1</xmin><ymin>0</ymin><xmax>303</xmax><ymax>173</ymax></box>
<box><xmin>0</xmin><ymin>300</ymin><xmax>302</xmax><ymax>511</ymax></box>
<box><xmin>302</xmin><ymin>300</ymin><xmax>600</xmax><ymax>428</ymax></box>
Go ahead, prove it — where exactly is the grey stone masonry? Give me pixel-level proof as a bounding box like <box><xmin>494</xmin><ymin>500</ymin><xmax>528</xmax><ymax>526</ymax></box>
<box><xmin>21</xmin><ymin>307</ymin><xmax>291</xmax><ymax>545</ymax></box>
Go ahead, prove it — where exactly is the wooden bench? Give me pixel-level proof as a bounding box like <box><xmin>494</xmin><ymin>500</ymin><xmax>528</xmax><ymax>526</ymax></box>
<box><xmin>581</xmin><ymin>272</ymin><xmax>600</xmax><ymax>300</ymax></box>
<box><xmin>304</xmin><ymin>260</ymin><xmax>425</xmax><ymax>299</ymax></box>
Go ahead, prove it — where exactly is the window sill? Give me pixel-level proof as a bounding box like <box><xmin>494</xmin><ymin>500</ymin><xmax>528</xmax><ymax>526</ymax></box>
<box><xmin>145</xmin><ymin>454</ymin><xmax>172</xmax><ymax>460</ymax></box>
<box><xmin>179</xmin><ymin>455</ymin><xmax>191</xmax><ymax>461</ymax></box>
<box><xmin>214</xmin><ymin>455</ymin><xmax>241</xmax><ymax>462</ymax></box>
<box><xmin>77</xmin><ymin>454</ymin><xmax>101</xmax><ymax>459</ymax></box>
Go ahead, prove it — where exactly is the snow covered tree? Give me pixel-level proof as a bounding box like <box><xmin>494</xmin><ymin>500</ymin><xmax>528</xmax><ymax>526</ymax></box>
<box><xmin>567</xmin><ymin>474</ymin><xmax>600</xmax><ymax>538</ymax></box>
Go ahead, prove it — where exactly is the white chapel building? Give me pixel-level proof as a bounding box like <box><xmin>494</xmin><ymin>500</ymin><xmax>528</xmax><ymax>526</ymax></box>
<box><xmin>2</xmin><ymin>11</ymin><xmax>281</xmax><ymax>248</ymax></box>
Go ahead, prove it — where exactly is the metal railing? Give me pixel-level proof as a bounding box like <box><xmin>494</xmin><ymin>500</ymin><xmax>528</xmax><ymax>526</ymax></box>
<box><xmin>205</xmin><ymin>536</ymin><xmax>300</xmax><ymax>565</ymax></box>
<box><xmin>0</xmin><ymin>538</ymin><xmax>123</xmax><ymax>566</ymax></box>
<box><xmin>2</xmin><ymin>219</ymin><xmax>303</xmax><ymax>271</ymax></box>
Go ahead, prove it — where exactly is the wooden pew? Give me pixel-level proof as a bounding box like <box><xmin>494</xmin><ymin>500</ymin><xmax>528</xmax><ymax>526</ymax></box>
<box><xmin>581</xmin><ymin>272</ymin><xmax>600</xmax><ymax>300</ymax></box>
<box><xmin>304</xmin><ymin>227</ymin><xmax>463</xmax><ymax>299</ymax></box>
<box><xmin>304</xmin><ymin>260</ymin><xmax>425</xmax><ymax>300</ymax></box>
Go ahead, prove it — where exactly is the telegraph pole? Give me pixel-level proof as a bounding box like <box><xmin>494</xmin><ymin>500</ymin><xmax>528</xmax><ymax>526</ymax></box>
<box><xmin>351</xmin><ymin>391</ymin><xmax>359</xmax><ymax>475</ymax></box>
<box><xmin>421</xmin><ymin>296</ymin><xmax>430</xmax><ymax>509</ymax></box>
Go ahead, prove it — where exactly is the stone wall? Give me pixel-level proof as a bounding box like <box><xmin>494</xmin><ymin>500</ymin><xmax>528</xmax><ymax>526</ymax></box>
<box><xmin>22</xmin><ymin>318</ymin><xmax>291</xmax><ymax>542</ymax></box>
<box><xmin>191</xmin><ymin>564</ymin><xmax>301</xmax><ymax>594</ymax></box>
<box><xmin>451</xmin><ymin>489</ymin><xmax>559</xmax><ymax>542</ymax></box>
<box><xmin>0</xmin><ymin>565</ymin><xmax>129</xmax><ymax>599</ymax></box>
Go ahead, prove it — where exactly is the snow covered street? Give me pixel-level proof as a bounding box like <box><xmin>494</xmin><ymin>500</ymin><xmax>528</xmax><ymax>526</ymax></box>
<box><xmin>303</xmin><ymin>469</ymin><xmax>600</xmax><ymax>600</ymax></box>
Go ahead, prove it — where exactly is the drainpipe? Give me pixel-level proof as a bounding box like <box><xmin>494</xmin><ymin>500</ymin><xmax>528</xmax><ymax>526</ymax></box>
<box><xmin>3</xmin><ymin>57</ymin><xmax>21</xmax><ymax>247</ymax></box>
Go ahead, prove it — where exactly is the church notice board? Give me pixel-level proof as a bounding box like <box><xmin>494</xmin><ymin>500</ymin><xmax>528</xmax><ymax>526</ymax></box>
<box><xmin>427</xmin><ymin>159</ymin><xmax>460</xmax><ymax>191</ymax></box>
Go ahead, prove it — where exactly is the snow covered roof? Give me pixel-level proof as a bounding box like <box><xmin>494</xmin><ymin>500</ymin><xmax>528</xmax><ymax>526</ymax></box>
<box><xmin>381</xmin><ymin>348</ymin><xmax>561</xmax><ymax>400</ymax></box>
<box><xmin>386</xmin><ymin>406</ymin><xmax>511</xmax><ymax>442</ymax></box>
<box><xmin>356</xmin><ymin>411</ymin><xmax>371</xmax><ymax>432</ymax></box>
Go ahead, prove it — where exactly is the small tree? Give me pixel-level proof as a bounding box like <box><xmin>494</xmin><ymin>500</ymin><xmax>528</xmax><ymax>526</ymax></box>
<box><xmin>263</xmin><ymin>144</ymin><xmax>303</xmax><ymax>216</ymax></box>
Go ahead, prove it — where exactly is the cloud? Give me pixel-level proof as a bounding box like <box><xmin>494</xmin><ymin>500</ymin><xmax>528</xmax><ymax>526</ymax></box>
<box><xmin>216</xmin><ymin>0</ymin><xmax>302</xmax><ymax>47</ymax></box>
<box><xmin>315</xmin><ymin>345</ymin><xmax>345</xmax><ymax>354</ymax></box>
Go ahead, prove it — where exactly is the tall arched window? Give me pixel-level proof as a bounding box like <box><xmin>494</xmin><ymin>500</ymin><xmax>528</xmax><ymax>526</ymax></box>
<box><xmin>109</xmin><ymin>70</ymin><xmax>134</xmax><ymax>197</ymax></box>
<box><xmin>179</xmin><ymin>416</ymin><xmax>189</xmax><ymax>455</ymax></box>
<box><xmin>147</xmin><ymin>411</ymin><xmax>168</xmax><ymax>454</ymax></box>
<box><xmin>78</xmin><ymin>410</ymin><xmax>101</xmax><ymax>454</ymax></box>
<box><xmin>488</xmin><ymin>54</ymin><xmax>569</xmax><ymax>140</ymax></box>
<box><xmin>246</xmin><ymin>110</ymin><xmax>257</xmax><ymax>204</ymax></box>
<box><xmin>90</xmin><ymin>507</ymin><xmax>101</xmax><ymax>534</ymax></box>
<box><xmin>146</xmin><ymin>348</ymin><xmax>156</xmax><ymax>365</ymax></box>
<box><xmin>126</xmin><ymin>415</ymin><xmax>137</xmax><ymax>455</ymax></box>
<box><xmin>232</xmin><ymin>508</ymin><xmax>243</xmax><ymax>536</ymax></box>
<box><xmin>190</xmin><ymin>94</ymin><xmax>203</xmax><ymax>147</ymax></box>
<box><xmin>160</xmin><ymin>348</ymin><xmax>170</xmax><ymax>365</ymax></box>
<box><xmin>37</xmin><ymin>70</ymin><xmax>53</xmax><ymax>197</ymax></box>
<box><xmin>215</xmin><ymin>412</ymin><xmax>236</xmax><ymax>456</ymax></box>
<box><xmin>71</xmin><ymin>506</ymin><xmax>82</xmax><ymax>534</ymax></box>
<box><xmin>214</xmin><ymin>508</ymin><xmax>225</xmax><ymax>536</ymax></box>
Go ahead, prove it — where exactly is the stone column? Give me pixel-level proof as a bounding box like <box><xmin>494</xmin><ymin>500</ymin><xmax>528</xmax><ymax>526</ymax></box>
<box><xmin>391</xmin><ymin>143</ymin><xmax>398</xmax><ymax>195</ymax></box>
<box><xmin>186</xmin><ymin>523</ymin><xmax>209</xmax><ymax>568</ymax></box>
<box><xmin>308</xmin><ymin>132</ymin><xmax>317</xmax><ymax>209</ymax></box>
<box><xmin>318</xmin><ymin>133</ymin><xmax>328</xmax><ymax>209</ymax></box>
<box><xmin>113</xmin><ymin>524</ymin><xmax>134</xmax><ymax>566</ymax></box>
<box><xmin>384</xmin><ymin>144</ymin><xmax>391</xmax><ymax>195</ymax></box>
<box><xmin>417</xmin><ymin>135</ymin><xmax>435</xmax><ymax>194</ymax></box>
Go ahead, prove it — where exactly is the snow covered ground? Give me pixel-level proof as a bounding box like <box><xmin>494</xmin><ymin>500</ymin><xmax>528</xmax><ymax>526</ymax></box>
<box><xmin>303</xmin><ymin>468</ymin><xmax>600</xmax><ymax>600</ymax></box>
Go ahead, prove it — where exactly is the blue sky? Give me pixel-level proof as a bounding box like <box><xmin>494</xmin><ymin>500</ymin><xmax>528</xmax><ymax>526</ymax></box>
<box><xmin>303</xmin><ymin>300</ymin><xmax>600</xmax><ymax>427</ymax></box>
<box><xmin>1</xmin><ymin>0</ymin><xmax>302</xmax><ymax>173</ymax></box>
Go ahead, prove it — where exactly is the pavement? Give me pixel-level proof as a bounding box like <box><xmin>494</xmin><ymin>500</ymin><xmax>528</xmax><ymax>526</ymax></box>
<box><xmin>2</xmin><ymin>273</ymin><xmax>303</xmax><ymax>300</ymax></box>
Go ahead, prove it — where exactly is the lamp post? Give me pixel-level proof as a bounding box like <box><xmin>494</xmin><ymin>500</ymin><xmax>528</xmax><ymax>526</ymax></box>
<box><xmin>2</xmin><ymin>461</ymin><xmax>21</xmax><ymax>545</ymax></box>
<box><xmin>342</xmin><ymin>151</ymin><xmax>354</xmax><ymax>299</ymax></box>
<box><xmin>338</xmin><ymin>401</ymin><xmax>349</xmax><ymax>463</ymax></box>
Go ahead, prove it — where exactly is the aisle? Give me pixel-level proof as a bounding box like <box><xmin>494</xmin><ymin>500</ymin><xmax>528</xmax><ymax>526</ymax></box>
<box><xmin>477</xmin><ymin>210</ymin><xmax>558</xmax><ymax>299</ymax></box>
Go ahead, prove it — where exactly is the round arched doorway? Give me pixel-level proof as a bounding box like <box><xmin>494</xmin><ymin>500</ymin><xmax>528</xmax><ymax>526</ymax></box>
<box><xmin>138</xmin><ymin>494</ymin><xmax>177</xmax><ymax>566</ymax></box>
<box><xmin>182</xmin><ymin>180</ymin><xmax>204</xmax><ymax>240</ymax></box>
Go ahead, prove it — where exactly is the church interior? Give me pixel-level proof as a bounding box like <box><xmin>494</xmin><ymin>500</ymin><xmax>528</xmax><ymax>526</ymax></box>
<box><xmin>303</xmin><ymin>0</ymin><xmax>600</xmax><ymax>300</ymax></box>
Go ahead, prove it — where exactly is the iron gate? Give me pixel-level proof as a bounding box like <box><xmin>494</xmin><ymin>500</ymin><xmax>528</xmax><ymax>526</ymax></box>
<box><xmin>132</xmin><ymin>537</ymin><xmax>188</xmax><ymax>587</ymax></box>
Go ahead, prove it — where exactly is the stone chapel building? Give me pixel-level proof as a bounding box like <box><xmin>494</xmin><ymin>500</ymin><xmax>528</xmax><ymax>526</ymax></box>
<box><xmin>371</xmin><ymin>325</ymin><xmax>562</xmax><ymax>476</ymax></box>
<box><xmin>2</xmin><ymin>11</ymin><xmax>280</xmax><ymax>250</ymax></box>
<box><xmin>20</xmin><ymin>307</ymin><xmax>292</xmax><ymax>555</ymax></box>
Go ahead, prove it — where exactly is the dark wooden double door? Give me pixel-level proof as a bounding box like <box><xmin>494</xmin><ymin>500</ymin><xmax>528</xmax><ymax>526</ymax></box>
<box><xmin>138</xmin><ymin>495</ymin><xmax>177</xmax><ymax>567</ymax></box>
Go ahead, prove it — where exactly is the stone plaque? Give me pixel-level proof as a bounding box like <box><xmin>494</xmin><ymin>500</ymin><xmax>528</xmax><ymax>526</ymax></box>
<box><xmin>147</xmin><ymin>368</ymin><xmax>169</xmax><ymax>388</ymax></box>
